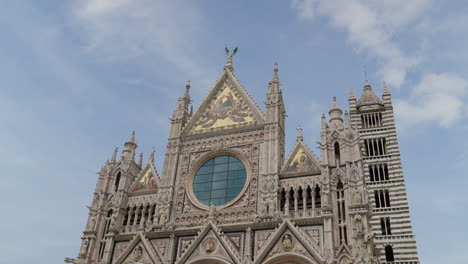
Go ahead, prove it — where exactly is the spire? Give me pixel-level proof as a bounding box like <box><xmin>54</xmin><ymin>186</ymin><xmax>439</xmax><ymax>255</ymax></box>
<box><xmin>357</xmin><ymin>80</ymin><xmax>384</xmax><ymax>107</ymax></box>
<box><xmin>382</xmin><ymin>81</ymin><xmax>392</xmax><ymax>104</ymax></box>
<box><xmin>349</xmin><ymin>88</ymin><xmax>356</xmax><ymax>100</ymax></box>
<box><xmin>111</xmin><ymin>147</ymin><xmax>118</xmax><ymax>162</ymax></box>
<box><xmin>321</xmin><ymin>113</ymin><xmax>327</xmax><ymax>129</ymax></box>
<box><xmin>122</xmin><ymin>131</ymin><xmax>137</xmax><ymax>161</ymax></box>
<box><xmin>224</xmin><ymin>46</ymin><xmax>238</xmax><ymax>72</ymax></box>
<box><xmin>138</xmin><ymin>152</ymin><xmax>143</xmax><ymax>167</ymax></box>
<box><xmin>296</xmin><ymin>125</ymin><xmax>303</xmax><ymax>142</ymax></box>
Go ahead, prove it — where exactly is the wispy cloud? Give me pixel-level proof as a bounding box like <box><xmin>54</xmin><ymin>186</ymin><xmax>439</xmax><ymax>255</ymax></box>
<box><xmin>289</xmin><ymin>0</ymin><xmax>431</xmax><ymax>88</ymax></box>
<box><xmin>394</xmin><ymin>73</ymin><xmax>467</xmax><ymax>128</ymax></box>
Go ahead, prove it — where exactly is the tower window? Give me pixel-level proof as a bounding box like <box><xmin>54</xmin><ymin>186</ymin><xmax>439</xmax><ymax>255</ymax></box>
<box><xmin>380</xmin><ymin>217</ymin><xmax>392</xmax><ymax>235</ymax></box>
<box><xmin>334</xmin><ymin>142</ymin><xmax>341</xmax><ymax>164</ymax></box>
<box><xmin>369</xmin><ymin>163</ymin><xmax>389</xmax><ymax>182</ymax></box>
<box><xmin>361</xmin><ymin>112</ymin><xmax>383</xmax><ymax>129</ymax></box>
<box><xmin>314</xmin><ymin>185</ymin><xmax>321</xmax><ymax>208</ymax></box>
<box><xmin>114</xmin><ymin>172</ymin><xmax>121</xmax><ymax>192</ymax></box>
<box><xmin>374</xmin><ymin>189</ymin><xmax>391</xmax><ymax>208</ymax></box>
<box><xmin>364</xmin><ymin>138</ymin><xmax>387</xmax><ymax>157</ymax></box>
<box><xmin>385</xmin><ymin>245</ymin><xmax>395</xmax><ymax>261</ymax></box>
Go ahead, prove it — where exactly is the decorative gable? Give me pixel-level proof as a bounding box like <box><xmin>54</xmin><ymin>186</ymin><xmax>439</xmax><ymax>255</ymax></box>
<box><xmin>176</xmin><ymin>221</ymin><xmax>241</xmax><ymax>264</ymax></box>
<box><xmin>182</xmin><ymin>70</ymin><xmax>264</xmax><ymax>136</ymax></box>
<box><xmin>129</xmin><ymin>163</ymin><xmax>159</xmax><ymax>194</ymax></box>
<box><xmin>113</xmin><ymin>232</ymin><xmax>161</xmax><ymax>264</ymax></box>
<box><xmin>282</xmin><ymin>142</ymin><xmax>320</xmax><ymax>176</ymax></box>
<box><xmin>253</xmin><ymin>219</ymin><xmax>324</xmax><ymax>264</ymax></box>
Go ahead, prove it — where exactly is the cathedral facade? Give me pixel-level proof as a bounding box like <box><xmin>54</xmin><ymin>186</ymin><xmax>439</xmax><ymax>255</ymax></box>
<box><xmin>66</xmin><ymin>53</ymin><xmax>419</xmax><ymax>264</ymax></box>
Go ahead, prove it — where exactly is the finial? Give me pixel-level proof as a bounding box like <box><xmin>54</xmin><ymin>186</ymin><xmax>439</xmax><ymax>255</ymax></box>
<box><xmin>129</xmin><ymin>131</ymin><xmax>136</xmax><ymax>143</ymax></box>
<box><xmin>138</xmin><ymin>153</ymin><xmax>143</xmax><ymax>167</ymax></box>
<box><xmin>111</xmin><ymin>147</ymin><xmax>118</xmax><ymax>162</ymax></box>
<box><xmin>224</xmin><ymin>46</ymin><xmax>238</xmax><ymax>71</ymax></box>
<box><xmin>333</xmin><ymin>96</ymin><xmax>337</xmax><ymax>102</ymax></box>
<box><xmin>321</xmin><ymin>113</ymin><xmax>327</xmax><ymax>129</ymax></box>
<box><xmin>296</xmin><ymin>125</ymin><xmax>303</xmax><ymax>142</ymax></box>
<box><xmin>364</xmin><ymin>80</ymin><xmax>371</xmax><ymax>90</ymax></box>
<box><xmin>149</xmin><ymin>147</ymin><xmax>155</xmax><ymax>162</ymax></box>
<box><xmin>273</xmin><ymin>62</ymin><xmax>279</xmax><ymax>82</ymax></box>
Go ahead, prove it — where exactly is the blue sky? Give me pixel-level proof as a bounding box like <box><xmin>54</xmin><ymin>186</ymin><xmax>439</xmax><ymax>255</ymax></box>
<box><xmin>1</xmin><ymin>1</ymin><xmax>467</xmax><ymax>263</ymax></box>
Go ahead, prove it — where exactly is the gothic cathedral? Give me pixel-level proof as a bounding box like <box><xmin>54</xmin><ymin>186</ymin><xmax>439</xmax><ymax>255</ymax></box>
<box><xmin>66</xmin><ymin>52</ymin><xmax>419</xmax><ymax>264</ymax></box>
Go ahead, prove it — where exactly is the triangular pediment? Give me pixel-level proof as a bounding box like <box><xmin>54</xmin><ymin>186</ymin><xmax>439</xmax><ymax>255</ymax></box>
<box><xmin>182</xmin><ymin>70</ymin><xmax>265</xmax><ymax>136</ymax></box>
<box><xmin>253</xmin><ymin>220</ymin><xmax>324</xmax><ymax>264</ymax></box>
<box><xmin>129</xmin><ymin>162</ymin><xmax>159</xmax><ymax>194</ymax></box>
<box><xmin>176</xmin><ymin>221</ymin><xmax>240</xmax><ymax>264</ymax></box>
<box><xmin>281</xmin><ymin>141</ymin><xmax>320</xmax><ymax>176</ymax></box>
<box><xmin>114</xmin><ymin>232</ymin><xmax>161</xmax><ymax>264</ymax></box>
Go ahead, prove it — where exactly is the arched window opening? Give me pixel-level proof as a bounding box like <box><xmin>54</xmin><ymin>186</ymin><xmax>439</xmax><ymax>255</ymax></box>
<box><xmin>385</xmin><ymin>245</ymin><xmax>395</xmax><ymax>261</ymax></box>
<box><xmin>280</xmin><ymin>189</ymin><xmax>286</xmax><ymax>211</ymax></box>
<box><xmin>385</xmin><ymin>190</ymin><xmax>391</xmax><ymax>207</ymax></box>
<box><xmin>369</xmin><ymin>165</ymin><xmax>375</xmax><ymax>181</ymax></box>
<box><xmin>114</xmin><ymin>172</ymin><xmax>121</xmax><ymax>192</ymax></box>
<box><xmin>136</xmin><ymin>205</ymin><xmax>143</xmax><ymax>225</ymax></box>
<box><xmin>334</xmin><ymin>142</ymin><xmax>341</xmax><ymax>164</ymax></box>
<box><xmin>336</xmin><ymin>180</ymin><xmax>347</xmax><ymax>244</ymax></box>
<box><xmin>289</xmin><ymin>188</ymin><xmax>295</xmax><ymax>210</ymax></box>
<box><xmin>297</xmin><ymin>187</ymin><xmax>304</xmax><ymax>210</ymax></box>
<box><xmin>384</xmin><ymin>164</ymin><xmax>389</xmax><ymax>180</ymax></box>
<box><xmin>314</xmin><ymin>185</ymin><xmax>321</xmax><ymax>208</ymax></box>
<box><xmin>306</xmin><ymin>186</ymin><xmax>313</xmax><ymax>209</ymax></box>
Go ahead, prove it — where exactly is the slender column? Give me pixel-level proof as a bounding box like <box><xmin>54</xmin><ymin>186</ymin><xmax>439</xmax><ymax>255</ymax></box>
<box><xmin>140</xmin><ymin>205</ymin><xmax>147</xmax><ymax>229</ymax></box>
<box><xmin>147</xmin><ymin>204</ymin><xmax>154</xmax><ymax>225</ymax></box>
<box><xmin>126</xmin><ymin>207</ymin><xmax>134</xmax><ymax>232</ymax></box>
<box><xmin>303</xmin><ymin>188</ymin><xmax>307</xmax><ymax>212</ymax></box>
<box><xmin>312</xmin><ymin>188</ymin><xmax>315</xmax><ymax>209</ymax></box>
<box><xmin>285</xmin><ymin>192</ymin><xmax>290</xmax><ymax>215</ymax></box>
<box><xmin>133</xmin><ymin>207</ymin><xmax>141</xmax><ymax>231</ymax></box>
<box><xmin>294</xmin><ymin>188</ymin><xmax>298</xmax><ymax>212</ymax></box>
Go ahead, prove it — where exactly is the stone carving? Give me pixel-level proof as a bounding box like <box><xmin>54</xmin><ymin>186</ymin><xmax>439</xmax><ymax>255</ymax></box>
<box><xmin>281</xmin><ymin>234</ymin><xmax>293</xmax><ymax>251</ymax></box>
<box><xmin>353</xmin><ymin>190</ymin><xmax>362</xmax><ymax>204</ymax></box>
<box><xmin>78</xmin><ymin>238</ymin><xmax>89</xmax><ymax>258</ymax></box>
<box><xmin>202</xmin><ymin>237</ymin><xmax>217</xmax><ymax>254</ymax></box>
<box><xmin>321</xmin><ymin>185</ymin><xmax>330</xmax><ymax>206</ymax></box>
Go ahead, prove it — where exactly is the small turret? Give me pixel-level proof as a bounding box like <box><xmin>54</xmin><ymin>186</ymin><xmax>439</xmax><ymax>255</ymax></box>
<box><xmin>122</xmin><ymin>131</ymin><xmax>137</xmax><ymax>161</ymax></box>
<box><xmin>328</xmin><ymin>97</ymin><xmax>344</xmax><ymax>129</ymax></box>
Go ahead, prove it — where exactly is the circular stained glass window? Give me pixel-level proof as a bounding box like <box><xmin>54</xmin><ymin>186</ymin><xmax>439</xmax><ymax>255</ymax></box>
<box><xmin>193</xmin><ymin>155</ymin><xmax>247</xmax><ymax>206</ymax></box>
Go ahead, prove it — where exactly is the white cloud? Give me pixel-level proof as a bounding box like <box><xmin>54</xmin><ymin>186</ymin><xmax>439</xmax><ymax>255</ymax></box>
<box><xmin>70</xmin><ymin>0</ymin><xmax>214</xmax><ymax>90</ymax></box>
<box><xmin>290</xmin><ymin>0</ymin><xmax>317</xmax><ymax>20</ymax></box>
<box><xmin>290</xmin><ymin>0</ymin><xmax>431</xmax><ymax>88</ymax></box>
<box><xmin>394</xmin><ymin>73</ymin><xmax>468</xmax><ymax>128</ymax></box>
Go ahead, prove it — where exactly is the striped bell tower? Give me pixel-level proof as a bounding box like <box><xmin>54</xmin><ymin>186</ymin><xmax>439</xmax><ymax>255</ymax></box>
<box><xmin>349</xmin><ymin>81</ymin><xmax>420</xmax><ymax>263</ymax></box>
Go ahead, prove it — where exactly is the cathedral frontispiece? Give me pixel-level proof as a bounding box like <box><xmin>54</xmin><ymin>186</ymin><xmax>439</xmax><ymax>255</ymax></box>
<box><xmin>66</xmin><ymin>52</ymin><xmax>420</xmax><ymax>264</ymax></box>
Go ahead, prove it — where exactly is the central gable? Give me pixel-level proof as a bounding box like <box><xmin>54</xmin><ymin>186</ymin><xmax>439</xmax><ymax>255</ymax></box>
<box><xmin>182</xmin><ymin>70</ymin><xmax>264</xmax><ymax>136</ymax></box>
